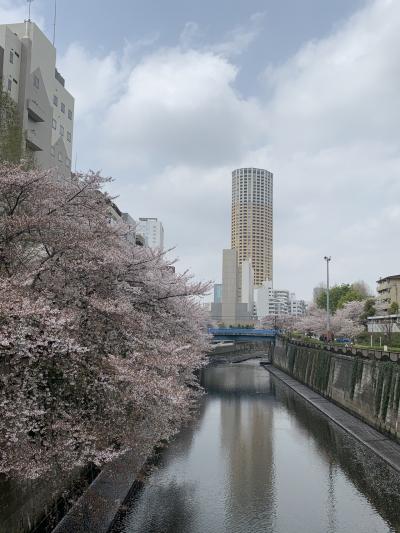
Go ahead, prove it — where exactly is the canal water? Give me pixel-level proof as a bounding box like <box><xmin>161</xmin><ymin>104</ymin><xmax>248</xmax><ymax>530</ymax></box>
<box><xmin>112</xmin><ymin>361</ymin><xmax>400</xmax><ymax>533</ymax></box>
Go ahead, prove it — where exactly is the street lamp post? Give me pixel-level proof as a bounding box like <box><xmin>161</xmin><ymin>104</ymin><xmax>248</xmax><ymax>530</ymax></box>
<box><xmin>324</xmin><ymin>256</ymin><xmax>332</xmax><ymax>338</ymax></box>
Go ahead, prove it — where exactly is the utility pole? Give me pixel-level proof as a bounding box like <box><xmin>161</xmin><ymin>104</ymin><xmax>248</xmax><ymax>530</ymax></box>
<box><xmin>324</xmin><ymin>256</ymin><xmax>332</xmax><ymax>338</ymax></box>
<box><xmin>52</xmin><ymin>0</ymin><xmax>57</xmax><ymax>46</ymax></box>
<box><xmin>27</xmin><ymin>0</ymin><xmax>34</xmax><ymax>22</ymax></box>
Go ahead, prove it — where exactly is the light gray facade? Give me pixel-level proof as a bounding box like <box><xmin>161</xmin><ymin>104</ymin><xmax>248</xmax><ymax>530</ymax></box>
<box><xmin>0</xmin><ymin>21</ymin><xmax>74</xmax><ymax>176</ymax></box>
<box><xmin>211</xmin><ymin>249</ymin><xmax>253</xmax><ymax>326</ymax></box>
<box><xmin>137</xmin><ymin>218</ymin><xmax>164</xmax><ymax>251</ymax></box>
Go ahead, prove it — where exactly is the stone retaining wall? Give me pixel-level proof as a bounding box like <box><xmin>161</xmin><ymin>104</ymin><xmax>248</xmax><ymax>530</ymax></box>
<box><xmin>273</xmin><ymin>338</ymin><xmax>400</xmax><ymax>441</ymax></box>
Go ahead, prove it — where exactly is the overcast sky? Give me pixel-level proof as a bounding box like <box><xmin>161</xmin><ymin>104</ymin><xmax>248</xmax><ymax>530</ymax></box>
<box><xmin>2</xmin><ymin>0</ymin><xmax>400</xmax><ymax>300</ymax></box>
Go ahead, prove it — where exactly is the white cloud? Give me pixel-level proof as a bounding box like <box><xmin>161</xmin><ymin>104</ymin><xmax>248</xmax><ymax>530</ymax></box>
<box><xmin>0</xmin><ymin>0</ymin><xmax>28</xmax><ymax>23</ymax></box>
<box><xmin>0</xmin><ymin>0</ymin><xmax>45</xmax><ymax>31</ymax></box>
<box><xmin>209</xmin><ymin>12</ymin><xmax>266</xmax><ymax>57</ymax></box>
<box><xmin>59</xmin><ymin>44</ymin><xmax>130</xmax><ymax>119</ymax></box>
<box><xmin>60</xmin><ymin>0</ymin><xmax>400</xmax><ymax>299</ymax></box>
<box><xmin>180</xmin><ymin>12</ymin><xmax>265</xmax><ymax>57</ymax></box>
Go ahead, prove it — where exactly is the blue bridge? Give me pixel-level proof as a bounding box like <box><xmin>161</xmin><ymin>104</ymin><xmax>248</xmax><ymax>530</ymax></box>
<box><xmin>208</xmin><ymin>328</ymin><xmax>277</xmax><ymax>343</ymax></box>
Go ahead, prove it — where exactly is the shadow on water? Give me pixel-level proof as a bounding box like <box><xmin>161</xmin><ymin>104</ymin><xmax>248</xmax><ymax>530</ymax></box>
<box><xmin>111</xmin><ymin>361</ymin><xmax>400</xmax><ymax>533</ymax></box>
<box><xmin>271</xmin><ymin>377</ymin><xmax>400</xmax><ymax>532</ymax></box>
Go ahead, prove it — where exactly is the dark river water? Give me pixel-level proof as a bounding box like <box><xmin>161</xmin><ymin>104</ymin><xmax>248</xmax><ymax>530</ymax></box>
<box><xmin>112</xmin><ymin>361</ymin><xmax>400</xmax><ymax>533</ymax></box>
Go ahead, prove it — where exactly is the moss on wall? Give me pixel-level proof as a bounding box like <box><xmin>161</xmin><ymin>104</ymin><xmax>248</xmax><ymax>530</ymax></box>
<box><xmin>274</xmin><ymin>339</ymin><xmax>400</xmax><ymax>441</ymax></box>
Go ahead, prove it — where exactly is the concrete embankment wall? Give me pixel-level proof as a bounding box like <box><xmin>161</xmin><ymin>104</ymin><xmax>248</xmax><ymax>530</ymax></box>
<box><xmin>208</xmin><ymin>341</ymin><xmax>273</xmax><ymax>365</ymax></box>
<box><xmin>273</xmin><ymin>338</ymin><xmax>400</xmax><ymax>441</ymax></box>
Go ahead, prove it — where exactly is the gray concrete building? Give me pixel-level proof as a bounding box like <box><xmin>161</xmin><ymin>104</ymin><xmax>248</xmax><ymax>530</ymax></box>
<box><xmin>0</xmin><ymin>21</ymin><xmax>74</xmax><ymax>176</ymax></box>
<box><xmin>211</xmin><ymin>249</ymin><xmax>253</xmax><ymax>326</ymax></box>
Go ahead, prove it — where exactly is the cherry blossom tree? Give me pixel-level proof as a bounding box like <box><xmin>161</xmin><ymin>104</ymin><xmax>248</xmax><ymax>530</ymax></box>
<box><xmin>0</xmin><ymin>163</ymin><xmax>210</xmax><ymax>479</ymax></box>
<box><xmin>332</xmin><ymin>300</ymin><xmax>364</xmax><ymax>339</ymax></box>
<box><xmin>296</xmin><ymin>301</ymin><xmax>364</xmax><ymax>340</ymax></box>
<box><xmin>296</xmin><ymin>305</ymin><xmax>327</xmax><ymax>337</ymax></box>
<box><xmin>260</xmin><ymin>314</ymin><xmax>297</xmax><ymax>332</ymax></box>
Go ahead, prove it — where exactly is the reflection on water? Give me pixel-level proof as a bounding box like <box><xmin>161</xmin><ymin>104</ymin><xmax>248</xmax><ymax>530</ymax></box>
<box><xmin>112</xmin><ymin>361</ymin><xmax>400</xmax><ymax>533</ymax></box>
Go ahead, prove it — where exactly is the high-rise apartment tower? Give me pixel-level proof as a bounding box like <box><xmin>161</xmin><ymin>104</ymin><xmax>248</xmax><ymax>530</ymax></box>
<box><xmin>231</xmin><ymin>167</ymin><xmax>273</xmax><ymax>287</ymax></box>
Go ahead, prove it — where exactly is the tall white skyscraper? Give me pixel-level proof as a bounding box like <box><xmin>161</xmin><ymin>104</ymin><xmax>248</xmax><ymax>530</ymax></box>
<box><xmin>0</xmin><ymin>21</ymin><xmax>74</xmax><ymax>176</ymax></box>
<box><xmin>137</xmin><ymin>218</ymin><xmax>164</xmax><ymax>250</ymax></box>
<box><xmin>231</xmin><ymin>168</ymin><xmax>273</xmax><ymax>287</ymax></box>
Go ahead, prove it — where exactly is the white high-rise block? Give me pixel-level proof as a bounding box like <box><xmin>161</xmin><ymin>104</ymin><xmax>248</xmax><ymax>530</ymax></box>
<box><xmin>137</xmin><ymin>218</ymin><xmax>164</xmax><ymax>250</ymax></box>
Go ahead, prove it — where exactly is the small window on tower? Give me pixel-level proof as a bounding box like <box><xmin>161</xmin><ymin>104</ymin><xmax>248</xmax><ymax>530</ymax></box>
<box><xmin>9</xmin><ymin>51</ymin><xmax>13</xmax><ymax>64</ymax></box>
<box><xmin>33</xmin><ymin>75</ymin><xmax>40</xmax><ymax>89</ymax></box>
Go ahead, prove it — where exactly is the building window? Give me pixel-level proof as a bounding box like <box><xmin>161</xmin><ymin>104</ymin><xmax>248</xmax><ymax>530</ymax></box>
<box><xmin>58</xmin><ymin>152</ymin><xmax>63</xmax><ymax>162</ymax></box>
<box><xmin>68</xmin><ymin>109</ymin><xmax>73</xmax><ymax>120</ymax></box>
<box><xmin>67</xmin><ymin>131</ymin><xmax>72</xmax><ymax>142</ymax></box>
<box><xmin>65</xmin><ymin>157</ymin><xmax>71</xmax><ymax>167</ymax></box>
<box><xmin>53</xmin><ymin>95</ymin><xmax>58</xmax><ymax>106</ymax></box>
<box><xmin>51</xmin><ymin>146</ymin><xmax>55</xmax><ymax>157</ymax></box>
<box><xmin>61</xmin><ymin>102</ymin><xmax>65</xmax><ymax>113</ymax></box>
<box><xmin>7</xmin><ymin>79</ymin><xmax>12</xmax><ymax>91</ymax></box>
<box><xmin>60</xmin><ymin>125</ymin><xmax>64</xmax><ymax>136</ymax></box>
<box><xmin>9</xmin><ymin>51</ymin><xmax>13</xmax><ymax>64</ymax></box>
<box><xmin>33</xmin><ymin>75</ymin><xmax>40</xmax><ymax>89</ymax></box>
<box><xmin>52</xmin><ymin>118</ymin><xmax>57</xmax><ymax>130</ymax></box>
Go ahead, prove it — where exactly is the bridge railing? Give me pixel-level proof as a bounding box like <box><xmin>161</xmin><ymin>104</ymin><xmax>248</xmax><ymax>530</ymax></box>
<box><xmin>208</xmin><ymin>328</ymin><xmax>277</xmax><ymax>337</ymax></box>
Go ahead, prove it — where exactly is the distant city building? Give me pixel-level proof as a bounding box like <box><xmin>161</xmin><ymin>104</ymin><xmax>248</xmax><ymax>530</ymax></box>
<box><xmin>211</xmin><ymin>249</ymin><xmax>253</xmax><ymax>326</ymax></box>
<box><xmin>121</xmin><ymin>212</ymin><xmax>138</xmax><ymax>245</ymax></box>
<box><xmin>137</xmin><ymin>218</ymin><xmax>164</xmax><ymax>250</ymax></box>
<box><xmin>241</xmin><ymin>259</ymin><xmax>254</xmax><ymax>314</ymax></box>
<box><xmin>313</xmin><ymin>285</ymin><xmax>325</xmax><ymax>303</ymax></box>
<box><xmin>377</xmin><ymin>275</ymin><xmax>400</xmax><ymax>314</ymax></box>
<box><xmin>254</xmin><ymin>280</ymin><xmax>274</xmax><ymax>319</ymax></box>
<box><xmin>107</xmin><ymin>203</ymin><xmax>145</xmax><ymax>246</ymax></box>
<box><xmin>213</xmin><ymin>284</ymin><xmax>222</xmax><ymax>304</ymax></box>
<box><xmin>0</xmin><ymin>21</ymin><xmax>74</xmax><ymax>176</ymax></box>
<box><xmin>255</xmin><ymin>281</ymin><xmax>306</xmax><ymax>319</ymax></box>
<box><xmin>107</xmin><ymin>201</ymin><xmax>123</xmax><ymax>225</ymax></box>
<box><xmin>231</xmin><ymin>168</ymin><xmax>273</xmax><ymax>287</ymax></box>
<box><xmin>290</xmin><ymin>296</ymin><xmax>307</xmax><ymax>316</ymax></box>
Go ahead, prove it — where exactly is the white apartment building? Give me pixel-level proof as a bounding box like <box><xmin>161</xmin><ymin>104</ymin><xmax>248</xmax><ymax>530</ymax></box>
<box><xmin>137</xmin><ymin>218</ymin><xmax>164</xmax><ymax>250</ymax></box>
<box><xmin>0</xmin><ymin>21</ymin><xmax>74</xmax><ymax>176</ymax></box>
<box><xmin>255</xmin><ymin>281</ymin><xmax>306</xmax><ymax>319</ymax></box>
<box><xmin>290</xmin><ymin>296</ymin><xmax>307</xmax><ymax>316</ymax></box>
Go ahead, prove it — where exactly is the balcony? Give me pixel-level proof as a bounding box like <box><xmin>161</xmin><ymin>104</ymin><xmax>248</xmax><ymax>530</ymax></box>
<box><xmin>27</xmin><ymin>98</ymin><xmax>45</xmax><ymax>122</ymax></box>
<box><xmin>25</xmin><ymin>127</ymin><xmax>44</xmax><ymax>152</ymax></box>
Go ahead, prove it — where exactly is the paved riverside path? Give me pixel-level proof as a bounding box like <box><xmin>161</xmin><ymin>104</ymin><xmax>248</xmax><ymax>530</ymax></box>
<box><xmin>52</xmin><ymin>449</ymin><xmax>148</xmax><ymax>533</ymax></box>
<box><xmin>265</xmin><ymin>365</ymin><xmax>400</xmax><ymax>474</ymax></box>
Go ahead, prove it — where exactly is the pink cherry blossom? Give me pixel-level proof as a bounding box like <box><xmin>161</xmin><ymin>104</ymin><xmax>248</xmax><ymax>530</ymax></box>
<box><xmin>0</xmin><ymin>163</ymin><xmax>211</xmax><ymax>479</ymax></box>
